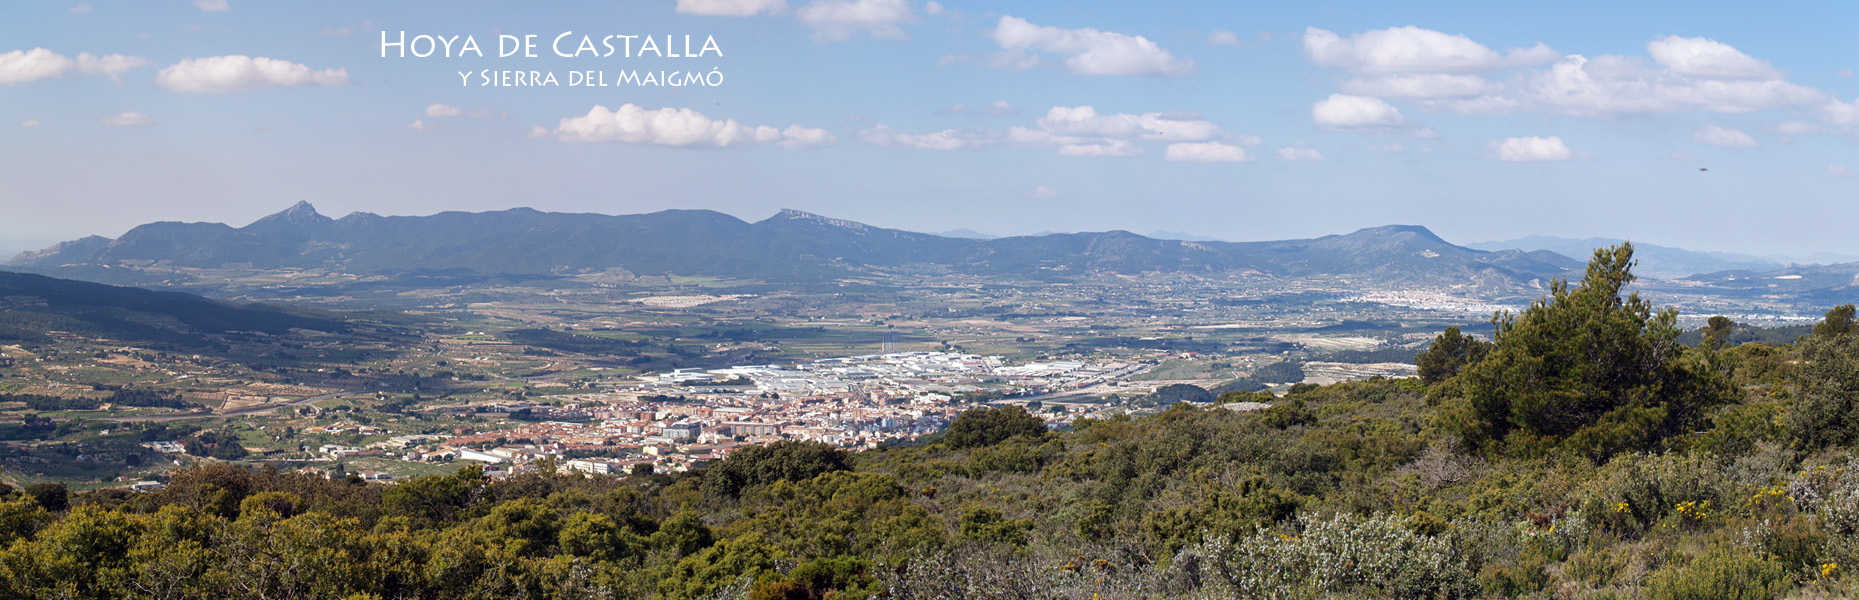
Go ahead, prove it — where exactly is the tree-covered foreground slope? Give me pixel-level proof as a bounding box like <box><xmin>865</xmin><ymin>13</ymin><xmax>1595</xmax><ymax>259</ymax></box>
<box><xmin>9</xmin><ymin>243</ymin><xmax>1859</xmax><ymax>599</ymax></box>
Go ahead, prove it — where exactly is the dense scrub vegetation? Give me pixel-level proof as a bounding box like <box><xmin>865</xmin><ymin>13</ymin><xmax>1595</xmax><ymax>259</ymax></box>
<box><xmin>9</xmin><ymin>243</ymin><xmax>1859</xmax><ymax>599</ymax></box>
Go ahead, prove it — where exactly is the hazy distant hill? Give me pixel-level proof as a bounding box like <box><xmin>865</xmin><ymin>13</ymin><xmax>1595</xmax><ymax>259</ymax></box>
<box><xmin>12</xmin><ymin>203</ymin><xmax>1578</xmax><ymax>291</ymax></box>
<box><xmin>1467</xmin><ymin>235</ymin><xmax>1780</xmax><ymax>279</ymax></box>
<box><xmin>0</xmin><ymin>270</ymin><xmax>351</xmax><ymax>349</ymax></box>
<box><xmin>1680</xmin><ymin>262</ymin><xmax>1859</xmax><ymax>306</ymax></box>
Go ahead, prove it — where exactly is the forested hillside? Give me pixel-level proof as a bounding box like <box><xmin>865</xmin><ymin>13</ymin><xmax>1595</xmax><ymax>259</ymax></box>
<box><xmin>5</xmin><ymin>243</ymin><xmax>1859</xmax><ymax>600</ymax></box>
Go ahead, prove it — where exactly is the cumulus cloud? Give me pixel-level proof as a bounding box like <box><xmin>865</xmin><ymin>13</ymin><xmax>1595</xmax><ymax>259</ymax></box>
<box><xmin>1031</xmin><ymin>185</ymin><xmax>1058</xmax><ymax>199</ymax></box>
<box><xmin>0</xmin><ymin>48</ymin><xmax>77</xmax><ymax>84</ymax></box>
<box><xmin>1340</xmin><ymin>73</ymin><xmax>1502</xmax><ymax>99</ymax></box>
<box><xmin>0</xmin><ymin>48</ymin><xmax>149</xmax><ymax>85</ymax></box>
<box><xmin>156</xmin><ymin>55</ymin><xmax>348</xmax><ymax>93</ymax></box>
<box><xmin>1303</xmin><ymin>26</ymin><xmax>1556</xmax><ymax>74</ymax></box>
<box><xmin>1057</xmin><ymin>140</ymin><xmax>1140</xmax><ymax>157</ymax></box>
<box><xmin>76</xmin><ymin>52</ymin><xmax>148</xmax><ymax>83</ymax></box>
<box><xmin>1493</xmin><ymin>136</ymin><xmax>1572</xmax><ymax>161</ymax></box>
<box><xmin>1304</xmin><ymin>29</ymin><xmax>1844</xmax><ymax>127</ymax></box>
<box><xmin>99</xmin><ymin>111</ymin><xmax>153</xmax><ymax>126</ymax></box>
<box><xmin>1166</xmin><ymin>141</ymin><xmax>1251</xmax><ymax>162</ymax></box>
<box><xmin>1208</xmin><ymin>30</ymin><xmax>1242</xmax><ymax>47</ymax></box>
<box><xmin>1519</xmin><ymin>54</ymin><xmax>1825</xmax><ymax>116</ymax></box>
<box><xmin>867</xmin><ymin>105</ymin><xmax>1251</xmax><ymax>159</ymax></box>
<box><xmin>1693</xmin><ymin>125</ymin><xmax>1758</xmax><ymax>147</ymax></box>
<box><xmin>990</xmin><ymin>16</ymin><xmax>1193</xmax><ymax>77</ymax></box>
<box><xmin>1832</xmin><ymin>165</ymin><xmax>1854</xmax><ymax>177</ymax></box>
<box><xmin>194</xmin><ymin>0</ymin><xmax>228</xmax><ymax>11</ymax></box>
<box><xmin>1822</xmin><ymin>98</ymin><xmax>1859</xmax><ymax>126</ymax></box>
<box><xmin>1647</xmin><ymin>35</ymin><xmax>1781</xmax><ymax>80</ymax></box>
<box><xmin>860</xmin><ymin>125</ymin><xmax>994</xmax><ymax>150</ymax></box>
<box><xmin>545</xmin><ymin>104</ymin><xmax>834</xmax><ymax>149</ymax></box>
<box><xmin>1278</xmin><ymin>146</ymin><xmax>1324</xmax><ymax>161</ymax></box>
<box><xmin>404</xmin><ymin>120</ymin><xmax>436</xmax><ymax>133</ymax></box>
<box><xmin>425</xmin><ymin>103</ymin><xmax>495</xmax><ymax>119</ymax></box>
<box><xmin>677</xmin><ymin>0</ymin><xmax>787</xmax><ymax>16</ymax></box>
<box><xmin>796</xmin><ymin>0</ymin><xmax>913</xmax><ymax>42</ymax></box>
<box><xmin>1311</xmin><ymin>93</ymin><xmax>1409</xmax><ymax>129</ymax></box>
<box><xmin>1037</xmin><ymin>105</ymin><xmax>1224</xmax><ymax>142</ymax></box>
<box><xmin>19</xmin><ymin>118</ymin><xmax>40</xmax><ymax>127</ymax></box>
<box><xmin>68</xmin><ymin>4</ymin><xmax>91</xmax><ymax>13</ymax></box>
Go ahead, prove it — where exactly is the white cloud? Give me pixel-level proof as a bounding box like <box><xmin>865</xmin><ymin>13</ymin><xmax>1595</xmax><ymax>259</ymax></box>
<box><xmin>99</xmin><ymin>111</ymin><xmax>153</xmax><ymax>126</ymax></box>
<box><xmin>1032</xmin><ymin>185</ymin><xmax>1058</xmax><ymax>199</ymax></box>
<box><xmin>1208</xmin><ymin>30</ymin><xmax>1242</xmax><ymax>47</ymax></box>
<box><xmin>425</xmin><ymin>103</ymin><xmax>494</xmax><ymax>119</ymax></box>
<box><xmin>0</xmin><ymin>48</ymin><xmax>76</xmax><ymax>84</ymax></box>
<box><xmin>19</xmin><ymin>118</ymin><xmax>40</xmax><ymax>127</ymax></box>
<box><xmin>860</xmin><ymin>125</ymin><xmax>993</xmax><ymax>150</ymax></box>
<box><xmin>68</xmin><ymin>4</ymin><xmax>91</xmax><ymax>13</ymax></box>
<box><xmin>870</xmin><ymin>104</ymin><xmax>1250</xmax><ymax>158</ymax></box>
<box><xmin>677</xmin><ymin>0</ymin><xmax>787</xmax><ymax>16</ymax></box>
<box><xmin>1671</xmin><ymin>151</ymin><xmax>1699</xmax><ymax>162</ymax></box>
<box><xmin>1058</xmin><ymin>140</ymin><xmax>1141</xmax><ymax>157</ymax></box>
<box><xmin>1304</xmin><ymin>30</ymin><xmax>1840</xmax><ymax>123</ymax></box>
<box><xmin>1832</xmin><ymin>165</ymin><xmax>1854</xmax><ymax>177</ymax></box>
<box><xmin>924</xmin><ymin>1</ymin><xmax>943</xmax><ymax>15</ymax></box>
<box><xmin>1278</xmin><ymin>146</ymin><xmax>1324</xmax><ymax>161</ymax></box>
<box><xmin>156</xmin><ymin>55</ymin><xmax>348</xmax><ymax>93</ymax></box>
<box><xmin>1311</xmin><ymin>93</ymin><xmax>1407</xmax><ymax>128</ymax></box>
<box><xmin>76</xmin><ymin>52</ymin><xmax>149</xmax><ymax>83</ymax></box>
<box><xmin>1037</xmin><ymin>105</ymin><xmax>1223</xmax><ymax>142</ymax></box>
<box><xmin>1822</xmin><ymin>98</ymin><xmax>1859</xmax><ymax>126</ymax></box>
<box><xmin>1693</xmin><ymin>125</ymin><xmax>1757</xmax><ymax>147</ymax></box>
<box><xmin>775</xmin><ymin>124</ymin><xmax>836</xmax><ymax>149</ymax></box>
<box><xmin>547</xmin><ymin>104</ymin><xmax>832</xmax><ymax>149</ymax></box>
<box><xmin>194</xmin><ymin>0</ymin><xmax>229</xmax><ymax>12</ymax></box>
<box><xmin>405</xmin><ymin>120</ymin><xmax>436</xmax><ymax>133</ymax></box>
<box><xmin>985</xmin><ymin>100</ymin><xmax>1019</xmax><ymax>116</ymax></box>
<box><xmin>1776</xmin><ymin>121</ymin><xmax>1820</xmax><ymax>136</ymax></box>
<box><xmin>1303</xmin><ymin>26</ymin><xmax>1555</xmax><ymax>74</ymax></box>
<box><xmin>1493</xmin><ymin>136</ymin><xmax>1572</xmax><ymax>161</ymax></box>
<box><xmin>990</xmin><ymin>16</ymin><xmax>1193</xmax><ymax>77</ymax></box>
<box><xmin>1517</xmin><ymin>54</ymin><xmax>1826</xmax><ymax>117</ymax></box>
<box><xmin>1647</xmin><ymin>35</ymin><xmax>1781</xmax><ymax>80</ymax></box>
<box><xmin>1166</xmin><ymin>141</ymin><xmax>1251</xmax><ymax>162</ymax></box>
<box><xmin>1340</xmin><ymin>73</ymin><xmax>1501</xmax><ymax>99</ymax></box>
<box><xmin>0</xmin><ymin>48</ymin><xmax>148</xmax><ymax>85</ymax></box>
<box><xmin>796</xmin><ymin>0</ymin><xmax>913</xmax><ymax>42</ymax></box>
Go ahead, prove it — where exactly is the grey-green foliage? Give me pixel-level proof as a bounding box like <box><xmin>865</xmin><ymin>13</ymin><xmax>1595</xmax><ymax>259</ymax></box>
<box><xmin>1166</xmin><ymin>513</ymin><xmax>1477</xmax><ymax>600</ymax></box>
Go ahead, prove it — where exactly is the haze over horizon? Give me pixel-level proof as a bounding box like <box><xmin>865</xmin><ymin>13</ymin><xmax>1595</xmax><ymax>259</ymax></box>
<box><xmin>3</xmin><ymin>1</ymin><xmax>1856</xmax><ymax>256</ymax></box>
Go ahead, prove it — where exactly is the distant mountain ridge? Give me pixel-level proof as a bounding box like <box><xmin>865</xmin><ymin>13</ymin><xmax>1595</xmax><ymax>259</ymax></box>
<box><xmin>1467</xmin><ymin>235</ymin><xmax>1781</xmax><ymax>279</ymax></box>
<box><xmin>12</xmin><ymin>203</ymin><xmax>1579</xmax><ymax>291</ymax></box>
<box><xmin>0</xmin><ymin>270</ymin><xmax>350</xmax><ymax>350</ymax></box>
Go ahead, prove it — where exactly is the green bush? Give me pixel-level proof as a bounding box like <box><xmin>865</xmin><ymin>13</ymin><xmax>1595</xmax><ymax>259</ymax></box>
<box><xmin>1643</xmin><ymin>545</ymin><xmax>1791</xmax><ymax>600</ymax></box>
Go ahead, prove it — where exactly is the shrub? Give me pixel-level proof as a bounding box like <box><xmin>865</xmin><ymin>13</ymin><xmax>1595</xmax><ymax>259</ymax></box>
<box><xmin>942</xmin><ymin>405</ymin><xmax>1047</xmax><ymax>450</ymax></box>
<box><xmin>1171</xmin><ymin>512</ymin><xmax>1478</xmax><ymax>600</ymax></box>
<box><xmin>1643</xmin><ymin>545</ymin><xmax>1791</xmax><ymax>600</ymax></box>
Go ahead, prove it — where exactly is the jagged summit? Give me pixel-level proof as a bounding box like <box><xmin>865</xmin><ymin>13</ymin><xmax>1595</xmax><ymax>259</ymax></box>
<box><xmin>244</xmin><ymin>201</ymin><xmax>332</xmax><ymax>230</ymax></box>
<box><xmin>768</xmin><ymin>209</ymin><xmax>872</xmax><ymax>232</ymax></box>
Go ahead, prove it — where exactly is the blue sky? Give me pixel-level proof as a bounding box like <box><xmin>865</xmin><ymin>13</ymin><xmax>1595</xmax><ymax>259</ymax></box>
<box><xmin>2</xmin><ymin>0</ymin><xmax>1855</xmax><ymax>257</ymax></box>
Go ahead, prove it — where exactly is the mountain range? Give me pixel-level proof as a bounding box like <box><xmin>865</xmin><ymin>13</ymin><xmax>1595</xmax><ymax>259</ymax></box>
<box><xmin>0</xmin><ymin>270</ymin><xmax>352</xmax><ymax>350</ymax></box>
<box><xmin>1466</xmin><ymin>236</ymin><xmax>1781</xmax><ymax>279</ymax></box>
<box><xmin>8</xmin><ymin>203</ymin><xmax>1582</xmax><ymax>292</ymax></box>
